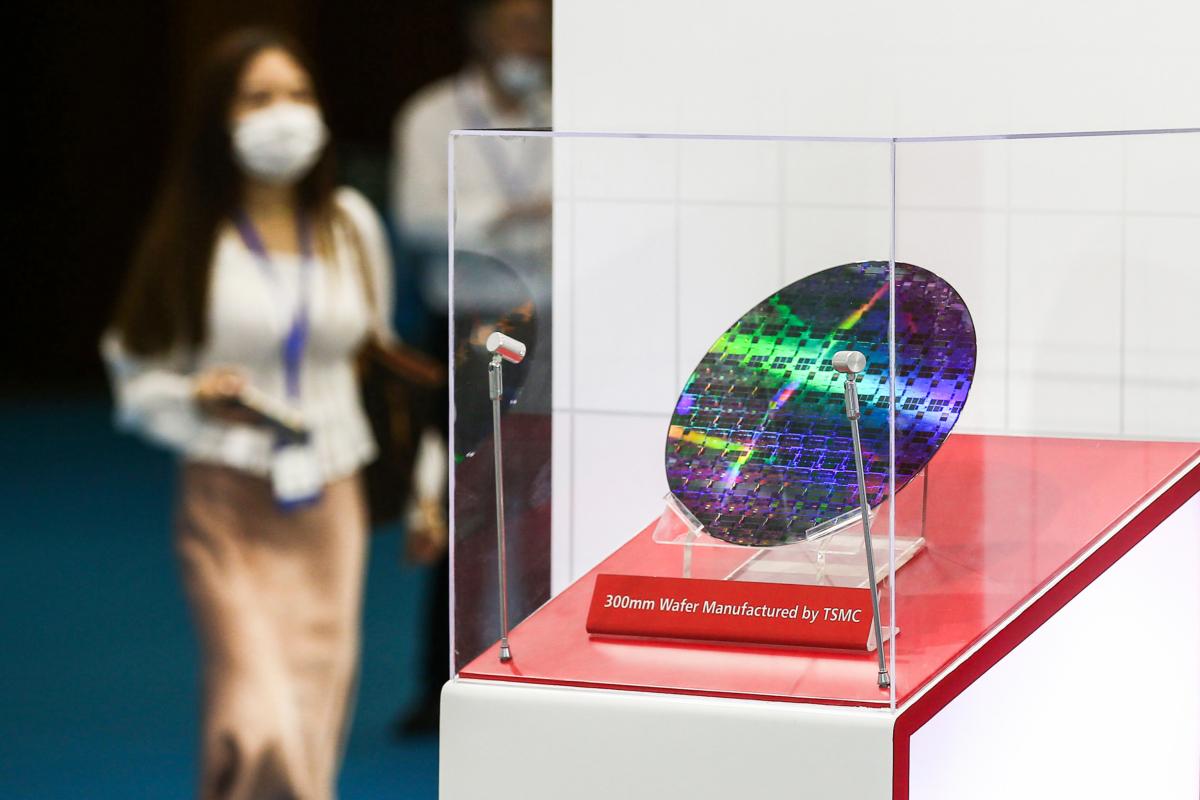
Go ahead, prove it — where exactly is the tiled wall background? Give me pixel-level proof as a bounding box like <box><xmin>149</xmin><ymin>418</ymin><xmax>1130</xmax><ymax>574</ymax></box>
<box><xmin>548</xmin><ymin>137</ymin><xmax>895</xmax><ymax>583</ymax></box>
<box><xmin>531</xmin><ymin>132</ymin><xmax>1200</xmax><ymax>587</ymax></box>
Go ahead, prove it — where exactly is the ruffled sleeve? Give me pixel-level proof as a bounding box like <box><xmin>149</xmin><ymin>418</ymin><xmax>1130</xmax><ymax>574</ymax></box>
<box><xmin>100</xmin><ymin>331</ymin><xmax>201</xmax><ymax>453</ymax></box>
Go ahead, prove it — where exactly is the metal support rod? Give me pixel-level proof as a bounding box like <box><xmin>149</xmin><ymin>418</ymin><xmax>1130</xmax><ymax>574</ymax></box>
<box><xmin>488</xmin><ymin>354</ymin><xmax>512</xmax><ymax>662</ymax></box>
<box><xmin>843</xmin><ymin>375</ymin><xmax>891</xmax><ymax>690</ymax></box>
<box><xmin>921</xmin><ymin>463</ymin><xmax>930</xmax><ymax>541</ymax></box>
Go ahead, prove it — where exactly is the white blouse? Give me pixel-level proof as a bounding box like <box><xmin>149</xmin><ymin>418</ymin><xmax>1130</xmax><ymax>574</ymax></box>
<box><xmin>103</xmin><ymin>187</ymin><xmax>443</xmax><ymax>497</ymax></box>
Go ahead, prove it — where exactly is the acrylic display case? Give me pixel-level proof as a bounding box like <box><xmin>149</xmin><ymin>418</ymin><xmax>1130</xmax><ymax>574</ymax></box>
<box><xmin>444</xmin><ymin>127</ymin><xmax>1200</xmax><ymax>727</ymax></box>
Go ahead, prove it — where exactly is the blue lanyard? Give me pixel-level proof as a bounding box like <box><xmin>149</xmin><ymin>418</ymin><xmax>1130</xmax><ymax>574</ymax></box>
<box><xmin>234</xmin><ymin>211</ymin><xmax>314</xmax><ymax>400</ymax></box>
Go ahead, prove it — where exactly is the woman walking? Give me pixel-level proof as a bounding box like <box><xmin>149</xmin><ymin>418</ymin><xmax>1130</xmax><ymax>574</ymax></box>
<box><xmin>103</xmin><ymin>28</ymin><xmax>430</xmax><ymax>799</ymax></box>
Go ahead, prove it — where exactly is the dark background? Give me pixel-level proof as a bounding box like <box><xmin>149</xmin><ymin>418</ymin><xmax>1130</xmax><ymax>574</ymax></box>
<box><xmin>4</xmin><ymin>3</ymin><xmax>476</xmax><ymax>796</ymax></box>
<box><xmin>12</xmin><ymin>0</ymin><xmax>466</xmax><ymax>396</ymax></box>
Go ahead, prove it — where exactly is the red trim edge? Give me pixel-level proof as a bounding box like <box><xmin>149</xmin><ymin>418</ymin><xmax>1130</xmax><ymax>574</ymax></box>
<box><xmin>891</xmin><ymin>460</ymin><xmax>1200</xmax><ymax>800</ymax></box>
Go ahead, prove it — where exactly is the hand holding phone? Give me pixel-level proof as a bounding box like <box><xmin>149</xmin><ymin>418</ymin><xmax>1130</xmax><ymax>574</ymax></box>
<box><xmin>194</xmin><ymin>368</ymin><xmax>308</xmax><ymax>439</ymax></box>
<box><xmin>195</xmin><ymin>367</ymin><xmax>252</xmax><ymax>423</ymax></box>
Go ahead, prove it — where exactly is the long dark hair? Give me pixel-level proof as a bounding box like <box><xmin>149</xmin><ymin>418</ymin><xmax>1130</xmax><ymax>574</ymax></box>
<box><xmin>113</xmin><ymin>28</ymin><xmax>337</xmax><ymax>357</ymax></box>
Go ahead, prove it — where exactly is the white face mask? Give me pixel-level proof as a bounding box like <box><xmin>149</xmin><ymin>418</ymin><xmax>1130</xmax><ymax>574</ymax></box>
<box><xmin>493</xmin><ymin>54</ymin><xmax>548</xmax><ymax>98</ymax></box>
<box><xmin>231</xmin><ymin>102</ymin><xmax>328</xmax><ymax>185</ymax></box>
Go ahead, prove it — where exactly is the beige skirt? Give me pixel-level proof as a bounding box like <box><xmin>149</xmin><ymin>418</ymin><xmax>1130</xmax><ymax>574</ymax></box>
<box><xmin>175</xmin><ymin>463</ymin><xmax>368</xmax><ymax>800</ymax></box>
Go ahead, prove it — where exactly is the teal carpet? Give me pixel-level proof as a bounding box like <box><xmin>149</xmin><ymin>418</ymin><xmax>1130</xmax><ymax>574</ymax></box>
<box><xmin>0</xmin><ymin>398</ymin><xmax>438</xmax><ymax>798</ymax></box>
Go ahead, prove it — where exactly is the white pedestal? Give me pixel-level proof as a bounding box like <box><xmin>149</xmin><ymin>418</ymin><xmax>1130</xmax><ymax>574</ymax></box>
<box><xmin>442</xmin><ymin>488</ymin><xmax>1200</xmax><ymax>799</ymax></box>
<box><xmin>441</xmin><ymin>681</ymin><xmax>893</xmax><ymax>799</ymax></box>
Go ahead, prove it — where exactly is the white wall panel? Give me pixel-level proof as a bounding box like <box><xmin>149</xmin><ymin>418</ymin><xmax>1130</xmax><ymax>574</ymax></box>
<box><xmin>678</xmin><ymin>140</ymin><xmax>780</xmax><ymax>204</ymax></box>
<box><xmin>555</xmin><ymin>0</ymin><xmax>1200</xmax><ymax>137</ymax></box>
<box><xmin>895</xmin><ymin>141</ymin><xmax>1009</xmax><ymax>211</ymax></box>
<box><xmin>567</xmin><ymin>138</ymin><xmax>678</xmax><ymax>202</ymax></box>
<box><xmin>1125</xmin><ymin>135</ymin><xmax>1200</xmax><ymax>215</ymax></box>
<box><xmin>571</xmin><ymin>412</ymin><xmax>670</xmax><ymax>578</ymax></box>
<box><xmin>1009</xmin><ymin>137</ymin><xmax>1124</xmax><ymax>213</ymax></box>
<box><xmin>1007</xmin><ymin>213</ymin><xmax>1123</xmax><ymax>435</ymax></box>
<box><xmin>782</xmin><ymin>142</ymin><xmax>891</xmax><ymax>207</ymax></box>
<box><xmin>1123</xmin><ymin>216</ymin><xmax>1200</xmax><ymax>438</ymax></box>
<box><xmin>782</xmin><ymin>207</ymin><xmax>891</xmax><ymax>282</ymax></box>
<box><xmin>570</xmin><ymin>201</ymin><xmax>677</xmax><ymax>415</ymax></box>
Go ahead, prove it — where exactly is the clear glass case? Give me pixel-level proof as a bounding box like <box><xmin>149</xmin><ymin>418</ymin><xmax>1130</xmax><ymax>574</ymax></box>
<box><xmin>448</xmin><ymin>128</ymin><xmax>1200</xmax><ymax>709</ymax></box>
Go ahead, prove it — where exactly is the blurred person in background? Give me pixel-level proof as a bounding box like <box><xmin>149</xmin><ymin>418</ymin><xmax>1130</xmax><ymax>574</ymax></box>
<box><xmin>103</xmin><ymin>28</ymin><xmax>440</xmax><ymax>799</ymax></box>
<box><xmin>392</xmin><ymin>0</ymin><xmax>551</xmax><ymax>258</ymax></box>
<box><xmin>388</xmin><ymin>0</ymin><xmax>552</xmax><ymax>736</ymax></box>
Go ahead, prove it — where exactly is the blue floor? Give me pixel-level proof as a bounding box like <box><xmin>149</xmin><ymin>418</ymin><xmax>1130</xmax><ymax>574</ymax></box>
<box><xmin>0</xmin><ymin>397</ymin><xmax>438</xmax><ymax>798</ymax></box>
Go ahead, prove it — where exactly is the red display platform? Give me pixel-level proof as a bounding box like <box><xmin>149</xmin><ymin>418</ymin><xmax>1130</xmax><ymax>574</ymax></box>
<box><xmin>459</xmin><ymin>434</ymin><xmax>1200</xmax><ymax>711</ymax></box>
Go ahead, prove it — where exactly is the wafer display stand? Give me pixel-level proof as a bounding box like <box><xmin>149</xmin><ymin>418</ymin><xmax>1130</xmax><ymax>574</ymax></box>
<box><xmin>439</xmin><ymin>128</ymin><xmax>1200</xmax><ymax>799</ymax></box>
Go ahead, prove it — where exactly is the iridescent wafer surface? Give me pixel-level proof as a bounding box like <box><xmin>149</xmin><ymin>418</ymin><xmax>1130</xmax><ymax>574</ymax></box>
<box><xmin>665</xmin><ymin>261</ymin><xmax>976</xmax><ymax>546</ymax></box>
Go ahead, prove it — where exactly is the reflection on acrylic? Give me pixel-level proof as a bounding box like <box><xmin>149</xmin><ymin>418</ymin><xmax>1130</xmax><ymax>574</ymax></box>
<box><xmin>666</xmin><ymin>261</ymin><xmax>976</xmax><ymax>546</ymax></box>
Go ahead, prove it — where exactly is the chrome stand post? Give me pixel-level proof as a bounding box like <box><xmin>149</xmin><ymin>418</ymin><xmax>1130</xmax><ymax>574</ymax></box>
<box><xmin>488</xmin><ymin>354</ymin><xmax>512</xmax><ymax>662</ymax></box>
<box><xmin>836</xmin><ymin>351</ymin><xmax>891</xmax><ymax>690</ymax></box>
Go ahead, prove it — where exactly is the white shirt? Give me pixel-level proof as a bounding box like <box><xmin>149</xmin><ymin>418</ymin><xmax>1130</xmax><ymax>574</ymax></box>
<box><xmin>103</xmin><ymin>187</ymin><xmax>443</xmax><ymax>496</ymax></box>
<box><xmin>391</xmin><ymin>67</ymin><xmax>552</xmax><ymax>259</ymax></box>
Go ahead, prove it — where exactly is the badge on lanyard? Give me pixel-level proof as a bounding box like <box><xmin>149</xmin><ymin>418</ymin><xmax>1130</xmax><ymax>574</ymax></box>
<box><xmin>272</xmin><ymin>434</ymin><xmax>322</xmax><ymax>511</ymax></box>
<box><xmin>235</xmin><ymin>211</ymin><xmax>323</xmax><ymax>511</ymax></box>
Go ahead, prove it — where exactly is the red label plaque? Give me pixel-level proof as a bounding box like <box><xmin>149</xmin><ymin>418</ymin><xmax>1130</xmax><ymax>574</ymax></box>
<box><xmin>586</xmin><ymin>574</ymin><xmax>877</xmax><ymax>651</ymax></box>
